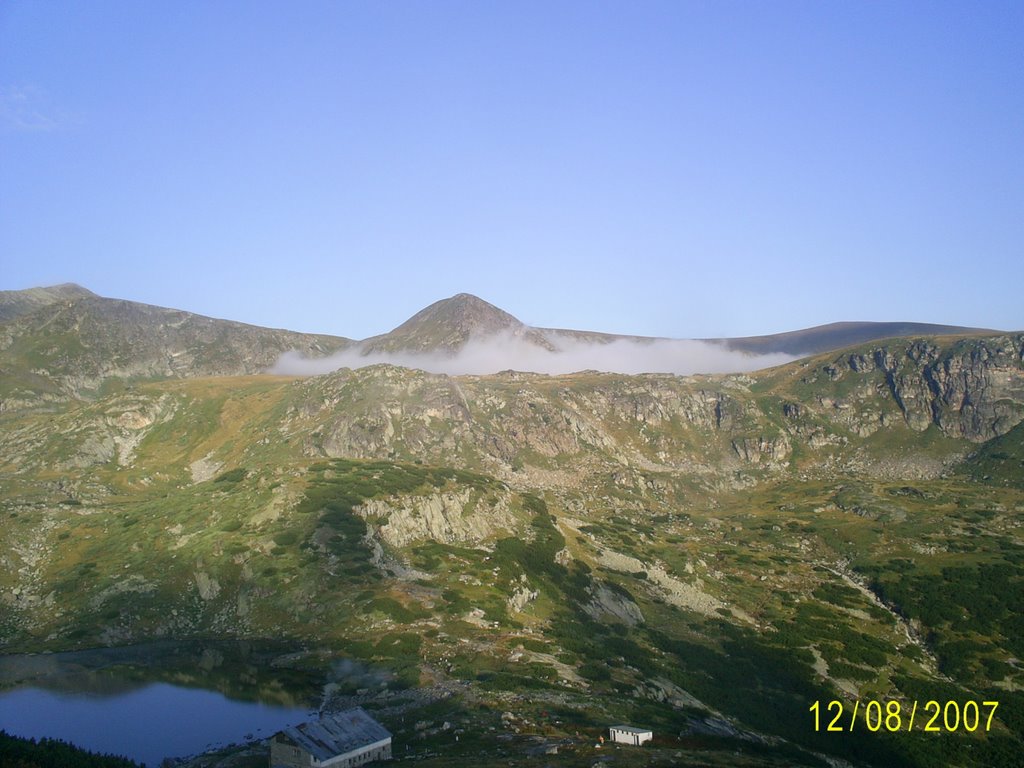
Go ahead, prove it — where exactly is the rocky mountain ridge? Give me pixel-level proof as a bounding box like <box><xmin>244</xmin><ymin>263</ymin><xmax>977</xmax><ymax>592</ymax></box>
<box><xmin>0</xmin><ymin>285</ymin><xmax>1005</xmax><ymax>411</ymax></box>
<box><xmin>0</xmin><ymin>283</ymin><xmax>97</xmax><ymax>323</ymax></box>
<box><xmin>274</xmin><ymin>334</ymin><xmax>1024</xmax><ymax>484</ymax></box>
<box><xmin>4</xmin><ymin>334</ymin><xmax>1021</xmax><ymax>500</ymax></box>
<box><xmin>0</xmin><ymin>291</ymin><xmax>354</xmax><ymax>406</ymax></box>
<box><xmin>718</xmin><ymin>319</ymin><xmax>1003</xmax><ymax>356</ymax></box>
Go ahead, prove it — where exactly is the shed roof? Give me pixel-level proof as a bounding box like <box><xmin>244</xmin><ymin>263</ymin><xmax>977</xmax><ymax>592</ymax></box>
<box><xmin>610</xmin><ymin>724</ymin><xmax>653</xmax><ymax>735</ymax></box>
<box><xmin>281</xmin><ymin>707</ymin><xmax>391</xmax><ymax>761</ymax></box>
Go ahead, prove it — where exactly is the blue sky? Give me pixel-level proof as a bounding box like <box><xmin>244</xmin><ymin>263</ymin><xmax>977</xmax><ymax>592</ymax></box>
<box><xmin>2</xmin><ymin>1</ymin><xmax>1022</xmax><ymax>339</ymax></box>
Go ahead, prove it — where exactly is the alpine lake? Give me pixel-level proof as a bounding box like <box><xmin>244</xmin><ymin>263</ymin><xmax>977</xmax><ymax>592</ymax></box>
<box><xmin>0</xmin><ymin>641</ymin><xmax>349</xmax><ymax>767</ymax></box>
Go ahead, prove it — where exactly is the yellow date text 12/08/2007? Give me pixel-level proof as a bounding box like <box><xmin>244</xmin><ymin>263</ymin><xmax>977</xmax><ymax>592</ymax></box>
<box><xmin>809</xmin><ymin>699</ymin><xmax>999</xmax><ymax>733</ymax></box>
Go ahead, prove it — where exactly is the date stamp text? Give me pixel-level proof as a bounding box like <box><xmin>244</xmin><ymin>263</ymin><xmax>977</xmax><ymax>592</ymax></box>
<box><xmin>809</xmin><ymin>699</ymin><xmax>999</xmax><ymax>733</ymax></box>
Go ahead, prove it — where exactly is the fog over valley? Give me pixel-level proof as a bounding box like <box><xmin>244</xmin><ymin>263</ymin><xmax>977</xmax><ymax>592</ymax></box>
<box><xmin>270</xmin><ymin>330</ymin><xmax>797</xmax><ymax>377</ymax></box>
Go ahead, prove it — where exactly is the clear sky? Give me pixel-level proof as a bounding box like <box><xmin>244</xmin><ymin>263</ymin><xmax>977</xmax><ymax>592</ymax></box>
<box><xmin>2</xmin><ymin>1</ymin><xmax>1022</xmax><ymax>340</ymax></box>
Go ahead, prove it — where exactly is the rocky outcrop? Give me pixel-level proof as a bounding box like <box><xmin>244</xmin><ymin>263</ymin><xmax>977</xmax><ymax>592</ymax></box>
<box><xmin>596</xmin><ymin>548</ymin><xmax>729</xmax><ymax>619</ymax></box>
<box><xmin>636</xmin><ymin>677</ymin><xmax>707</xmax><ymax>711</ymax></box>
<box><xmin>194</xmin><ymin>570</ymin><xmax>221</xmax><ymax>601</ymax></box>
<box><xmin>923</xmin><ymin>339</ymin><xmax>1024</xmax><ymax>440</ymax></box>
<box><xmin>357</xmin><ymin>489</ymin><xmax>518</xmax><ymax>548</ymax></box>
<box><xmin>850</xmin><ymin>336</ymin><xmax>1024</xmax><ymax>441</ymax></box>
<box><xmin>290</xmin><ymin>367</ymin><xmax>474</xmax><ymax>461</ymax></box>
<box><xmin>583</xmin><ymin>581</ymin><xmax>644</xmax><ymax>626</ymax></box>
<box><xmin>287</xmin><ymin>366</ymin><xmax>774</xmax><ymax>474</ymax></box>
<box><xmin>189</xmin><ymin>454</ymin><xmax>223</xmax><ymax>484</ymax></box>
<box><xmin>731</xmin><ymin>435</ymin><xmax>791</xmax><ymax>464</ymax></box>
<box><xmin>507</xmin><ymin>581</ymin><xmax>540</xmax><ymax>613</ymax></box>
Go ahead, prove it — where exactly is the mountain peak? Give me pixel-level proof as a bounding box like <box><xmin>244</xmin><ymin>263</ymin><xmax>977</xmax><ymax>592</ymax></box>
<box><xmin>408</xmin><ymin>292</ymin><xmax>521</xmax><ymax>326</ymax></box>
<box><xmin>448</xmin><ymin>291</ymin><xmax>489</xmax><ymax>302</ymax></box>
<box><xmin>0</xmin><ymin>283</ymin><xmax>97</xmax><ymax>323</ymax></box>
<box><xmin>361</xmin><ymin>293</ymin><xmax>526</xmax><ymax>354</ymax></box>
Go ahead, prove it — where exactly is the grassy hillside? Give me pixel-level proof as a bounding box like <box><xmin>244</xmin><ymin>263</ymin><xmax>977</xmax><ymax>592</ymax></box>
<box><xmin>2</xmin><ymin>334</ymin><xmax>1023</xmax><ymax>766</ymax></box>
<box><xmin>0</xmin><ymin>295</ymin><xmax>353</xmax><ymax>406</ymax></box>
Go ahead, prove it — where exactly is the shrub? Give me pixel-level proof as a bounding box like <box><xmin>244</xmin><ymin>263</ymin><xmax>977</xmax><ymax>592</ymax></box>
<box><xmin>213</xmin><ymin>468</ymin><xmax>247</xmax><ymax>483</ymax></box>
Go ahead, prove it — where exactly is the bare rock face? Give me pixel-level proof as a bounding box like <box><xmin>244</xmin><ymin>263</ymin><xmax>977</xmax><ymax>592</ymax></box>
<box><xmin>507</xmin><ymin>582</ymin><xmax>540</xmax><ymax>613</ymax></box>
<box><xmin>731</xmin><ymin>435</ymin><xmax>791</xmax><ymax>464</ymax></box>
<box><xmin>924</xmin><ymin>339</ymin><xmax>1024</xmax><ymax>440</ymax></box>
<box><xmin>799</xmin><ymin>336</ymin><xmax>1024</xmax><ymax>444</ymax></box>
<box><xmin>869</xmin><ymin>336</ymin><xmax>1024</xmax><ymax>441</ymax></box>
<box><xmin>847</xmin><ymin>352</ymin><xmax>877</xmax><ymax>373</ymax></box>
<box><xmin>194</xmin><ymin>570</ymin><xmax>221</xmax><ymax>601</ymax></box>
<box><xmin>636</xmin><ymin>677</ymin><xmax>707</xmax><ymax>711</ymax></box>
<box><xmin>291</xmin><ymin>366</ymin><xmax>474</xmax><ymax>461</ymax></box>
<box><xmin>357</xmin><ymin>489</ymin><xmax>518</xmax><ymax>548</ymax></box>
<box><xmin>583</xmin><ymin>582</ymin><xmax>645</xmax><ymax>626</ymax></box>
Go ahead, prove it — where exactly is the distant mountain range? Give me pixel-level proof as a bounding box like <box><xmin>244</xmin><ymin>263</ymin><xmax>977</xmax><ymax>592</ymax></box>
<box><xmin>363</xmin><ymin>291</ymin><xmax>1000</xmax><ymax>358</ymax></box>
<box><xmin>0</xmin><ymin>284</ymin><xmax>1002</xmax><ymax>403</ymax></box>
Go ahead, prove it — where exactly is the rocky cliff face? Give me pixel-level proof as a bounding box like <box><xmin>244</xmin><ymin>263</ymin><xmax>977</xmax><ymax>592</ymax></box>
<box><xmin>817</xmin><ymin>336</ymin><xmax>1024</xmax><ymax>442</ymax></box>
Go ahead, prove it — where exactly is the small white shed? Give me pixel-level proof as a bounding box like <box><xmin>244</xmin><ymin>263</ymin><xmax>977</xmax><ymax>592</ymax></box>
<box><xmin>609</xmin><ymin>724</ymin><xmax>653</xmax><ymax>746</ymax></box>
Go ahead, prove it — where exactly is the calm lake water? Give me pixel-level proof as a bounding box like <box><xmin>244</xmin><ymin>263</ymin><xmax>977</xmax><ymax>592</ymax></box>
<box><xmin>0</xmin><ymin>642</ymin><xmax>325</xmax><ymax>767</ymax></box>
<box><xmin>0</xmin><ymin>682</ymin><xmax>314</xmax><ymax>766</ymax></box>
